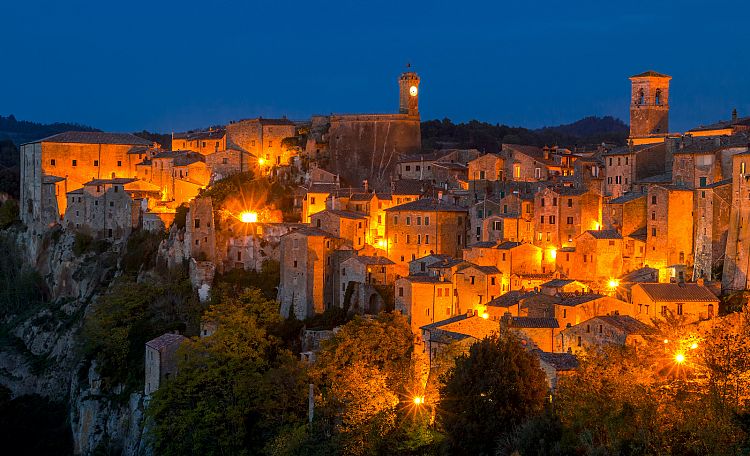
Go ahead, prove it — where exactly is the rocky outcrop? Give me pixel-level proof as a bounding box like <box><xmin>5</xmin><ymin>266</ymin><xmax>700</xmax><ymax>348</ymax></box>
<box><xmin>0</xmin><ymin>227</ymin><xmax>150</xmax><ymax>455</ymax></box>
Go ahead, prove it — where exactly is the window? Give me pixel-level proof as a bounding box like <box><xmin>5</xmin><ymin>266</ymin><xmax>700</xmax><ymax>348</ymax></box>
<box><xmin>405</xmin><ymin>165</ymin><xmax>411</xmax><ymax>171</ymax></box>
<box><xmin>416</xmin><ymin>216</ymin><xmax>422</xmax><ymax>225</ymax></box>
<box><xmin>599</xmin><ymin>325</ymin><xmax>603</xmax><ymax>334</ymax></box>
<box><xmin>652</xmin><ymin>195</ymin><xmax>657</xmax><ymax>205</ymax></box>
<box><xmin>540</xmin><ymin>216</ymin><xmax>545</xmax><ymax>224</ymax></box>
<box><xmin>651</xmin><ymin>211</ymin><xmax>656</xmax><ymax>220</ymax></box>
<box><xmin>424</xmin><ymin>216</ymin><xmax>430</xmax><ymax>226</ymax></box>
<box><xmin>577</xmin><ymin>336</ymin><xmax>582</xmax><ymax>347</ymax></box>
<box><xmin>406</xmin><ymin>235</ymin><xmax>410</xmax><ymax>244</ymax></box>
<box><xmin>491</xmin><ymin>277</ymin><xmax>496</xmax><ymax>285</ymax></box>
<box><xmin>677</xmin><ymin>303</ymin><xmax>683</xmax><ymax>315</ymax></box>
<box><xmin>549</xmin><ymin>215</ymin><xmax>556</xmax><ymax>225</ymax></box>
<box><xmin>50</xmin><ymin>159</ymin><xmax>56</xmax><ymax>166</ymax></box>
<box><xmin>638</xmin><ymin>88</ymin><xmax>645</xmax><ymax>105</ymax></box>
<box><xmin>655</xmin><ymin>89</ymin><xmax>662</xmax><ymax>105</ymax></box>
<box><xmin>661</xmin><ymin>305</ymin><xmax>668</xmax><ymax>316</ymax></box>
<box><xmin>470</xmin><ymin>276</ymin><xmax>475</xmax><ymax>285</ymax></box>
<box><xmin>534</xmin><ymin>167</ymin><xmax>542</xmax><ymax>179</ymax></box>
<box><xmin>117</xmin><ymin>160</ymin><xmax>122</xmax><ymax>167</ymax></box>
<box><xmin>72</xmin><ymin>159</ymin><xmax>77</xmax><ymax>167</ymax></box>
<box><xmin>514</xmin><ymin>164</ymin><xmax>521</xmax><ymax>179</ymax></box>
<box><xmin>393</xmin><ymin>215</ymin><xmax>398</xmax><ymax>225</ymax></box>
<box><xmin>652</xmin><ymin>228</ymin><xmax>657</xmax><ymax>237</ymax></box>
<box><xmin>552</xmin><ymin>197</ymin><xmax>557</xmax><ymax>206</ymax></box>
<box><xmin>567</xmin><ymin>216</ymin><xmax>573</xmax><ymax>225</ymax></box>
<box><xmin>114</xmin><ymin>186</ymin><xmax>119</xmax><ymax>193</ymax></box>
<box><xmin>425</xmin><ymin>235</ymin><xmax>429</xmax><ymax>244</ymax></box>
<box><xmin>94</xmin><ymin>160</ymin><xmax>99</xmax><ymax>166</ymax></box>
<box><xmin>222</xmin><ymin>157</ymin><xmax>228</xmax><ymax>164</ymax></box>
<box><xmin>406</xmin><ymin>216</ymin><xmax>411</xmax><ymax>226</ymax></box>
<box><xmin>699</xmin><ymin>176</ymin><xmax>707</xmax><ymax>187</ymax></box>
<box><xmin>541</xmin><ymin>198</ymin><xmax>545</xmax><ymax>207</ymax></box>
<box><xmin>493</xmin><ymin>220</ymin><xmax>502</xmax><ymax>230</ymax></box>
<box><xmin>586</xmin><ymin>325</ymin><xmax>590</xmax><ymax>333</ymax></box>
<box><xmin>563</xmin><ymin>309</ymin><xmax>567</xmax><ymax>318</ymax></box>
<box><xmin>437</xmin><ymin>288</ymin><xmax>442</xmax><ymax>297</ymax></box>
<box><xmin>268</xmin><ymin>140</ymin><xmax>272</xmax><ymax>147</ymax></box>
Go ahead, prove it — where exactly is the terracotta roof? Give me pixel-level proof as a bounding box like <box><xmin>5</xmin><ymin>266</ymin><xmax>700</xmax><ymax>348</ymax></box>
<box><xmin>627</xmin><ymin>227</ymin><xmax>647</xmax><ymax>242</ymax></box>
<box><xmin>487</xmin><ymin>291</ymin><xmax>537</xmax><ymax>308</ymax></box>
<box><xmin>34</xmin><ymin>131</ymin><xmax>153</xmax><ymax>146</ymax></box>
<box><xmin>314</xmin><ymin>209</ymin><xmax>367</xmax><ymax>220</ymax></box>
<box><xmin>350</xmin><ymin>255</ymin><xmax>394</xmax><ymax>266</ymax></box>
<box><xmin>557</xmin><ymin>293</ymin><xmax>606</xmax><ymax>307</ymax></box>
<box><xmin>541</xmin><ymin>279</ymin><xmax>576</xmax><ymax>288</ymax></box>
<box><xmin>583</xmin><ymin>229</ymin><xmax>622</xmax><ymax>240</ymax></box>
<box><xmin>608</xmin><ymin>192</ymin><xmax>645</xmax><ymax>204</ymax></box>
<box><xmin>391</xmin><ymin>179</ymin><xmax>426</xmax><ymax>195</ymax></box>
<box><xmin>42</xmin><ymin>175</ymin><xmax>66</xmax><ymax>184</ymax></box>
<box><xmin>496</xmin><ymin>241</ymin><xmax>523</xmax><ymax>250</ymax></box>
<box><xmin>349</xmin><ymin>193</ymin><xmax>374</xmax><ymax>201</ymax></box>
<box><xmin>594</xmin><ymin>315</ymin><xmax>654</xmax><ymax>335</ymax></box>
<box><xmin>536</xmin><ymin>351</ymin><xmax>579</xmax><ymax>371</ymax></box>
<box><xmin>636</xmin><ymin>173</ymin><xmax>672</xmax><ymax>184</ymax></box>
<box><xmin>146</xmin><ymin>333</ymin><xmax>187</xmax><ymax>350</ymax></box>
<box><xmin>84</xmin><ymin>178</ymin><xmax>137</xmax><ymax>186</ymax></box>
<box><xmin>468</xmin><ymin>241</ymin><xmax>498</xmax><ymax>248</ymax></box>
<box><xmin>630</xmin><ymin>70</ymin><xmax>671</xmax><ymax>79</ymax></box>
<box><xmin>428</xmin><ymin>258</ymin><xmax>466</xmax><ymax>269</ymax></box>
<box><xmin>173</xmin><ymin>128</ymin><xmax>226</xmax><ymax>141</ymax></box>
<box><xmin>508</xmin><ymin>316</ymin><xmax>559</xmax><ymax>329</ymax></box>
<box><xmin>285</xmin><ymin>226</ymin><xmax>338</xmax><ymax>238</ymax></box>
<box><xmin>699</xmin><ymin>178</ymin><xmax>732</xmax><ymax>189</ymax></box>
<box><xmin>385</xmin><ymin>198</ymin><xmax>467</xmax><ymax>213</ymax></box>
<box><xmin>307</xmin><ymin>183</ymin><xmax>339</xmax><ymax>193</ymax></box>
<box><xmin>429</xmin><ymin>315</ymin><xmax>499</xmax><ymax>341</ymax></box>
<box><xmin>635</xmin><ymin>283</ymin><xmax>719</xmax><ymax>302</ymax></box>
<box><xmin>403</xmin><ymin>275</ymin><xmax>450</xmax><ymax>284</ymax></box>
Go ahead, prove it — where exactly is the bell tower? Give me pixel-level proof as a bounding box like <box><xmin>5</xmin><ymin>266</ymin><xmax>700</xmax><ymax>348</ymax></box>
<box><xmin>629</xmin><ymin>70</ymin><xmax>671</xmax><ymax>140</ymax></box>
<box><xmin>399</xmin><ymin>68</ymin><xmax>420</xmax><ymax>117</ymax></box>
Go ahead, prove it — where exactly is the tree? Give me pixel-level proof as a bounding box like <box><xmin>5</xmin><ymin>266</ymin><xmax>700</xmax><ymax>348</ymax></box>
<box><xmin>309</xmin><ymin>312</ymin><xmax>422</xmax><ymax>455</ymax></box>
<box><xmin>146</xmin><ymin>287</ymin><xmax>308</xmax><ymax>456</ymax></box>
<box><xmin>437</xmin><ymin>332</ymin><xmax>548</xmax><ymax>455</ymax></box>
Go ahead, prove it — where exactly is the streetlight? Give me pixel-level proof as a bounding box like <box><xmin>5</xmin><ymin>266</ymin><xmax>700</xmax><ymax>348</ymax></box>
<box><xmin>674</xmin><ymin>352</ymin><xmax>686</xmax><ymax>364</ymax></box>
<box><xmin>240</xmin><ymin>211</ymin><xmax>257</xmax><ymax>223</ymax></box>
<box><xmin>608</xmin><ymin>279</ymin><xmax>620</xmax><ymax>289</ymax></box>
<box><xmin>413</xmin><ymin>396</ymin><xmax>424</xmax><ymax>405</ymax></box>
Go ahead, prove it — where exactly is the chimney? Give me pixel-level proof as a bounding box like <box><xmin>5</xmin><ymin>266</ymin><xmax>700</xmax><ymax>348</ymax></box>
<box><xmin>732</xmin><ymin>108</ymin><xmax>738</xmax><ymax>122</ymax></box>
<box><xmin>363</xmin><ymin>179</ymin><xmax>369</xmax><ymax>193</ymax></box>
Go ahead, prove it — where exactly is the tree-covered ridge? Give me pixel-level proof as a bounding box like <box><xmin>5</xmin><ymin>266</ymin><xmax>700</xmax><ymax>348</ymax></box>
<box><xmin>0</xmin><ymin>114</ymin><xmax>99</xmax><ymax>146</ymax></box>
<box><xmin>421</xmin><ymin>116</ymin><xmax>628</xmax><ymax>152</ymax></box>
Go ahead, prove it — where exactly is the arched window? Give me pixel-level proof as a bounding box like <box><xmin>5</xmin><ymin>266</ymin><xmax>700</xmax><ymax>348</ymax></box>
<box><xmin>638</xmin><ymin>88</ymin><xmax>645</xmax><ymax>105</ymax></box>
<box><xmin>655</xmin><ymin>89</ymin><xmax>662</xmax><ymax>105</ymax></box>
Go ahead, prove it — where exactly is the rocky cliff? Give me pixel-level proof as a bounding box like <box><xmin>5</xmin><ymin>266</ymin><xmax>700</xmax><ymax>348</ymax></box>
<box><xmin>0</xmin><ymin>227</ymin><xmax>151</xmax><ymax>455</ymax></box>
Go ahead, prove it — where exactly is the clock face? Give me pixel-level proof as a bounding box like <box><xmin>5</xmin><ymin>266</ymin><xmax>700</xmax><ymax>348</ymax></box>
<box><xmin>409</xmin><ymin>85</ymin><xmax>418</xmax><ymax>97</ymax></box>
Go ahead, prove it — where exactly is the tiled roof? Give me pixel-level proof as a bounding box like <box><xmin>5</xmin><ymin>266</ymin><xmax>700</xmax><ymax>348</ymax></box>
<box><xmin>688</xmin><ymin>116</ymin><xmax>750</xmax><ymax>132</ymax></box>
<box><xmin>508</xmin><ymin>316</ymin><xmax>559</xmax><ymax>329</ymax></box>
<box><xmin>635</xmin><ymin>283</ymin><xmax>719</xmax><ymax>302</ymax></box>
<box><xmin>428</xmin><ymin>258</ymin><xmax>466</xmax><ymax>269</ymax></box>
<box><xmin>307</xmin><ymin>183</ymin><xmax>339</xmax><ymax>193</ymax></box>
<box><xmin>487</xmin><ymin>291</ymin><xmax>537</xmax><ymax>308</ymax></box>
<box><xmin>584</xmin><ymin>229</ymin><xmax>622</xmax><ymax>240</ymax></box>
<box><xmin>385</xmin><ymin>198</ymin><xmax>467</xmax><ymax>213</ymax></box>
<box><xmin>627</xmin><ymin>227</ymin><xmax>647</xmax><ymax>242</ymax></box>
<box><xmin>608</xmin><ymin>192</ymin><xmax>645</xmax><ymax>204</ymax></box>
<box><xmin>557</xmin><ymin>293</ymin><xmax>606</xmax><ymax>307</ymax></box>
<box><xmin>595</xmin><ymin>315</ymin><xmax>653</xmax><ymax>335</ymax></box>
<box><xmin>699</xmin><ymin>178</ymin><xmax>732</xmax><ymax>189</ymax></box>
<box><xmin>350</xmin><ymin>255</ymin><xmax>394</xmax><ymax>266</ymax></box>
<box><xmin>42</xmin><ymin>175</ymin><xmax>66</xmax><ymax>184</ymax></box>
<box><xmin>146</xmin><ymin>333</ymin><xmax>188</xmax><ymax>350</ymax></box>
<box><xmin>403</xmin><ymin>275</ymin><xmax>450</xmax><ymax>284</ymax></box>
<box><xmin>398</xmin><ymin>151</ymin><xmax>451</xmax><ymax>164</ymax></box>
<box><xmin>541</xmin><ymin>279</ymin><xmax>575</xmax><ymax>288</ymax></box>
<box><xmin>630</xmin><ymin>70</ymin><xmax>671</xmax><ymax>78</ymax></box>
<box><xmin>496</xmin><ymin>241</ymin><xmax>523</xmax><ymax>250</ymax></box>
<box><xmin>536</xmin><ymin>351</ymin><xmax>579</xmax><ymax>371</ymax></box>
<box><xmin>286</xmin><ymin>226</ymin><xmax>338</xmax><ymax>238</ymax></box>
<box><xmin>84</xmin><ymin>178</ymin><xmax>137</xmax><ymax>186</ymax></box>
<box><xmin>349</xmin><ymin>193</ymin><xmax>374</xmax><ymax>201</ymax></box>
<box><xmin>636</xmin><ymin>173</ymin><xmax>672</xmax><ymax>184</ymax></box>
<box><xmin>314</xmin><ymin>209</ymin><xmax>367</xmax><ymax>220</ymax></box>
<box><xmin>551</xmin><ymin>186</ymin><xmax>588</xmax><ymax>196</ymax></box>
<box><xmin>173</xmin><ymin>128</ymin><xmax>226</xmax><ymax>140</ymax></box>
<box><xmin>34</xmin><ymin>131</ymin><xmax>153</xmax><ymax>146</ymax></box>
<box><xmin>468</xmin><ymin>241</ymin><xmax>498</xmax><ymax>249</ymax></box>
<box><xmin>430</xmin><ymin>315</ymin><xmax>499</xmax><ymax>341</ymax></box>
<box><xmin>392</xmin><ymin>179</ymin><xmax>426</xmax><ymax>195</ymax></box>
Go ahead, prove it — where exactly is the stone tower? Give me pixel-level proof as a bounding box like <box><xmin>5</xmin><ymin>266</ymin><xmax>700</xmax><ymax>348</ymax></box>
<box><xmin>399</xmin><ymin>70</ymin><xmax>420</xmax><ymax>117</ymax></box>
<box><xmin>629</xmin><ymin>71</ymin><xmax>671</xmax><ymax>139</ymax></box>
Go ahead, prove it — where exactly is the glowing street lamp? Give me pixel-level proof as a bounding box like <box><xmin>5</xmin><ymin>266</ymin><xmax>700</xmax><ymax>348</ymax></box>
<box><xmin>413</xmin><ymin>396</ymin><xmax>424</xmax><ymax>405</ymax></box>
<box><xmin>608</xmin><ymin>279</ymin><xmax>620</xmax><ymax>289</ymax></box>
<box><xmin>674</xmin><ymin>352</ymin><xmax>686</xmax><ymax>364</ymax></box>
<box><xmin>481</xmin><ymin>312</ymin><xmax>489</xmax><ymax>320</ymax></box>
<box><xmin>258</xmin><ymin>157</ymin><xmax>266</xmax><ymax>166</ymax></box>
<box><xmin>240</xmin><ymin>211</ymin><xmax>258</xmax><ymax>223</ymax></box>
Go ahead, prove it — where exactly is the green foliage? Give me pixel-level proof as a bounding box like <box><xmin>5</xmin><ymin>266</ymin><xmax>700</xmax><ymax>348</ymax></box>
<box><xmin>0</xmin><ymin>199</ymin><xmax>19</xmax><ymax>228</ymax></box>
<box><xmin>214</xmin><ymin>259</ymin><xmax>280</xmax><ymax>300</ymax></box>
<box><xmin>146</xmin><ymin>287</ymin><xmax>308</xmax><ymax>456</ymax></box>
<box><xmin>172</xmin><ymin>204</ymin><xmax>188</xmax><ymax>230</ymax></box>
<box><xmin>0</xmin><ymin>235</ymin><xmax>45</xmax><ymax>317</ymax></box>
<box><xmin>438</xmin><ymin>332</ymin><xmax>548</xmax><ymax>455</ymax></box>
<box><xmin>83</xmin><ymin>269</ymin><xmax>200</xmax><ymax>390</ymax></box>
<box><xmin>0</xmin><ymin>386</ymin><xmax>73</xmax><ymax>455</ymax></box>
<box><xmin>122</xmin><ymin>229</ymin><xmax>164</xmax><ymax>274</ymax></box>
<box><xmin>72</xmin><ymin>231</ymin><xmax>109</xmax><ymax>257</ymax></box>
<box><xmin>308</xmin><ymin>312</ymin><xmax>425</xmax><ymax>455</ymax></box>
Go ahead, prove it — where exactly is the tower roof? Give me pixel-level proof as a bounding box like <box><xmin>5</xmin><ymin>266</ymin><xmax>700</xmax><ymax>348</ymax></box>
<box><xmin>630</xmin><ymin>70</ymin><xmax>671</xmax><ymax>79</ymax></box>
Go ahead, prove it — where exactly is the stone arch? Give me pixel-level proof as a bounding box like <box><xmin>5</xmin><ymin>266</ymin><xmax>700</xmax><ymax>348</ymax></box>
<box><xmin>367</xmin><ymin>292</ymin><xmax>381</xmax><ymax>315</ymax></box>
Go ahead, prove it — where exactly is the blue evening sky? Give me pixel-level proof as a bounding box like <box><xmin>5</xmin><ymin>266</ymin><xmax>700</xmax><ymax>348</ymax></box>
<box><xmin>2</xmin><ymin>0</ymin><xmax>748</xmax><ymax>133</ymax></box>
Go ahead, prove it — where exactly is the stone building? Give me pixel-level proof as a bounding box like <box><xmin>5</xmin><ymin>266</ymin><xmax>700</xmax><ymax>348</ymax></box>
<box><xmin>534</xmin><ymin>186</ymin><xmax>602</xmax><ymax>250</ymax></box>
<box><xmin>172</xmin><ymin>128</ymin><xmax>226</xmax><ymax>155</ymax></box>
<box><xmin>310</xmin><ymin>209</ymin><xmax>368</xmax><ymax>250</ymax></box>
<box><xmin>694</xmin><ymin>179</ymin><xmax>731</xmax><ymax>280</ymax></box>
<box><xmin>572</xmin><ymin>230</ymin><xmax>623</xmax><ymax>282</ymax></box>
<box><xmin>63</xmin><ymin>178</ymin><xmax>160</xmax><ymax>239</ymax></box>
<box><xmin>396</xmin><ymin>275</ymin><xmax>456</xmax><ymax>338</ymax></box>
<box><xmin>185</xmin><ymin>197</ymin><xmax>216</xmax><ymax>262</ymax></box>
<box><xmin>604</xmin><ymin>192</ymin><xmax>646</xmax><ymax>237</ymax></box>
<box><xmin>722</xmin><ymin>152</ymin><xmax>750</xmax><ymax>291</ymax></box>
<box><xmin>144</xmin><ymin>333</ymin><xmax>188</xmax><ymax>396</ymax></box>
<box><xmin>225</xmin><ymin>117</ymin><xmax>297</xmax><ymax>167</ymax></box>
<box><xmin>339</xmin><ymin>255</ymin><xmax>396</xmax><ymax>314</ymax></box>
<box><xmin>420</xmin><ymin>313</ymin><xmax>499</xmax><ymax>363</ymax></box>
<box><xmin>629</xmin><ymin>71</ymin><xmax>671</xmax><ymax>144</ymax></box>
<box><xmin>384</xmin><ymin>198</ymin><xmax>468</xmax><ymax>265</ymax></box>
<box><xmin>20</xmin><ymin>131</ymin><xmax>154</xmax><ymax>233</ymax></box>
<box><xmin>468</xmin><ymin>153</ymin><xmax>505</xmax><ymax>182</ymax></box>
<box><xmin>500</xmin><ymin>314</ymin><xmax>559</xmax><ymax>352</ymax></box>
<box><xmin>278</xmin><ymin>227</ymin><xmax>346</xmax><ymax>319</ymax></box>
<box><xmin>323</xmin><ymin>71</ymin><xmax>422</xmax><ymax>190</ymax></box>
<box><xmin>631</xmin><ymin>282</ymin><xmax>718</xmax><ymax>323</ymax></box>
<box><xmin>559</xmin><ymin>315</ymin><xmax>652</xmax><ymax>354</ymax></box>
<box><xmin>205</xmin><ymin>148</ymin><xmax>257</xmax><ymax>182</ymax></box>
<box><xmin>644</xmin><ymin>185</ymin><xmax>694</xmax><ymax>274</ymax></box>
<box><xmin>603</xmin><ymin>143</ymin><xmax>669</xmax><ymax>197</ymax></box>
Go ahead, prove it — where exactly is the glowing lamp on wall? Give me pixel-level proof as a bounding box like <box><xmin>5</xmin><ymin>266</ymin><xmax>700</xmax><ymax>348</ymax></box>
<box><xmin>258</xmin><ymin>157</ymin><xmax>266</xmax><ymax>166</ymax></box>
<box><xmin>377</xmin><ymin>239</ymin><xmax>387</xmax><ymax>249</ymax></box>
<box><xmin>549</xmin><ymin>248</ymin><xmax>557</xmax><ymax>260</ymax></box>
<box><xmin>608</xmin><ymin>279</ymin><xmax>620</xmax><ymax>289</ymax></box>
<box><xmin>240</xmin><ymin>211</ymin><xmax>258</xmax><ymax>223</ymax></box>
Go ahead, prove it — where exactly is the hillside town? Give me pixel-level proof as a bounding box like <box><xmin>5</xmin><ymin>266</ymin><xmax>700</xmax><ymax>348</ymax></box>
<box><xmin>10</xmin><ymin>68</ymin><xmax>750</xmax><ymax>454</ymax></box>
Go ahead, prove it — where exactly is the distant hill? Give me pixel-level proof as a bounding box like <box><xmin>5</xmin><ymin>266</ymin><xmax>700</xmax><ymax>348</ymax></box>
<box><xmin>0</xmin><ymin>114</ymin><xmax>100</xmax><ymax>146</ymax></box>
<box><xmin>421</xmin><ymin>116</ymin><xmax>629</xmax><ymax>152</ymax></box>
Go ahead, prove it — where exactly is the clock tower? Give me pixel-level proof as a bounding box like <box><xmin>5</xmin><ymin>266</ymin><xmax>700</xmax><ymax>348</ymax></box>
<box><xmin>629</xmin><ymin>70</ymin><xmax>671</xmax><ymax>141</ymax></box>
<box><xmin>399</xmin><ymin>69</ymin><xmax>420</xmax><ymax>117</ymax></box>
